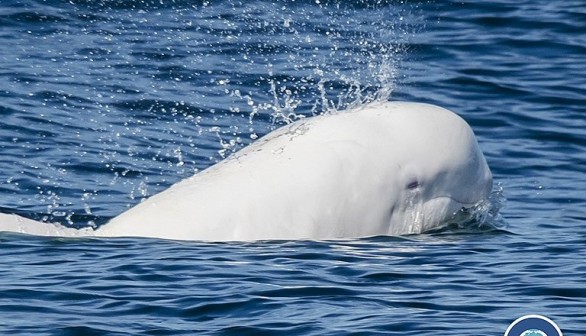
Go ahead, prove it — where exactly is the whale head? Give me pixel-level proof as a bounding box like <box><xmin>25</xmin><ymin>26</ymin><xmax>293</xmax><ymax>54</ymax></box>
<box><xmin>375</xmin><ymin>102</ymin><xmax>493</xmax><ymax>235</ymax></box>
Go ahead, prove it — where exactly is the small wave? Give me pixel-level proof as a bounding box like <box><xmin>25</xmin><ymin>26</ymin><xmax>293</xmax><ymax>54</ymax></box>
<box><xmin>0</xmin><ymin>11</ymin><xmax>68</xmax><ymax>26</ymax></box>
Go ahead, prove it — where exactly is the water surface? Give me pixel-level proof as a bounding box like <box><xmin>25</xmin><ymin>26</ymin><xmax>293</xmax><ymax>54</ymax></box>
<box><xmin>0</xmin><ymin>0</ymin><xmax>585</xmax><ymax>334</ymax></box>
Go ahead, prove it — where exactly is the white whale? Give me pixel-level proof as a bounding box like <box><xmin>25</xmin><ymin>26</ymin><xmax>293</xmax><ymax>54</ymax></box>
<box><xmin>0</xmin><ymin>101</ymin><xmax>492</xmax><ymax>241</ymax></box>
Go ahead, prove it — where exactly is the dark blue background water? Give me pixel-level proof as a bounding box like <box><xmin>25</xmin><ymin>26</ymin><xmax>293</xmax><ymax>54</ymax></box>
<box><xmin>1</xmin><ymin>0</ymin><xmax>585</xmax><ymax>334</ymax></box>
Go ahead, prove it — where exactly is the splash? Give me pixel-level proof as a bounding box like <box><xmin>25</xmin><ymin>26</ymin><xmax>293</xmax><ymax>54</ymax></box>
<box><xmin>427</xmin><ymin>182</ymin><xmax>507</xmax><ymax>235</ymax></box>
<box><xmin>226</xmin><ymin>1</ymin><xmax>411</xmax><ymax>126</ymax></box>
<box><xmin>193</xmin><ymin>0</ymin><xmax>416</xmax><ymax>165</ymax></box>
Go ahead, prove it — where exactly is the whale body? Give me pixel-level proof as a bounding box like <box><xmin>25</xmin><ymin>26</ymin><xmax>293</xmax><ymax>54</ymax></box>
<box><xmin>0</xmin><ymin>101</ymin><xmax>492</xmax><ymax>241</ymax></box>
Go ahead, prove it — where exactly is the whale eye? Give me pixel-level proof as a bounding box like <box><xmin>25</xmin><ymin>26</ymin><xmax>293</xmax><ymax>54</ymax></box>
<box><xmin>407</xmin><ymin>180</ymin><xmax>419</xmax><ymax>190</ymax></box>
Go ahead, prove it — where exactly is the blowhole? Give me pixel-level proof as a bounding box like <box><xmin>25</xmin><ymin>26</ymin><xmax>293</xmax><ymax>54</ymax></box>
<box><xmin>407</xmin><ymin>180</ymin><xmax>419</xmax><ymax>190</ymax></box>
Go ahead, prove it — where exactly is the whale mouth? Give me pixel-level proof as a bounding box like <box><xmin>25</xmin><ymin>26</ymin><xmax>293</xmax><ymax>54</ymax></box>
<box><xmin>419</xmin><ymin>192</ymin><xmax>499</xmax><ymax>234</ymax></box>
<box><xmin>417</xmin><ymin>195</ymin><xmax>489</xmax><ymax>232</ymax></box>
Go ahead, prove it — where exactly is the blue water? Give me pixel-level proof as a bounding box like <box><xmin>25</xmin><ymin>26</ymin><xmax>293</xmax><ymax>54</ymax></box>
<box><xmin>1</xmin><ymin>0</ymin><xmax>585</xmax><ymax>334</ymax></box>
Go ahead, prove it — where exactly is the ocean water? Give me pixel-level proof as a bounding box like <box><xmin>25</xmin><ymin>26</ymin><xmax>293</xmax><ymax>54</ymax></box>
<box><xmin>0</xmin><ymin>0</ymin><xmax>585</xmax><ymax>335</ymax></box>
